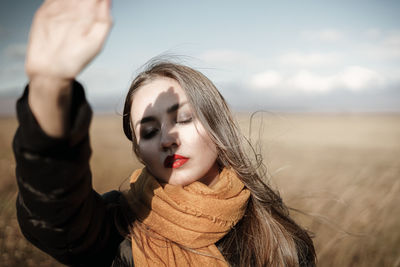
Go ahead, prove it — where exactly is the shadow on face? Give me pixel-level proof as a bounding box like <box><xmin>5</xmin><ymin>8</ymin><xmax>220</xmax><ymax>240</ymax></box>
<box><xmin>136</xmin><ymin>86</ymin><xmax>181</xmax><ymax>183</ymax></box>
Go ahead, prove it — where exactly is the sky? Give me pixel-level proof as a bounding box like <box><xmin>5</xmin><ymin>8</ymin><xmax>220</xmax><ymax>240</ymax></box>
<box><xmin>1</xmin><ymin>0</ymin><xmax>399</xmax><ymax>113</ymax></box>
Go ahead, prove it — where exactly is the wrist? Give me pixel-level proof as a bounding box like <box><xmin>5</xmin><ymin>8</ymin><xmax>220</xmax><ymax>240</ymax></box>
<box><xmin>28</xmin><ymin>76</ymin><xmax>73</xmax><ymax>138</ymax></box>
<box><xmin>29</xmin><ymin>74</ymin><xmax>73</xmax><ymax>88</ymax></box>
<box><xmin>29</xmin><ymin>75</ymin><xmax>74</xmax><ymax>99</ymax></box>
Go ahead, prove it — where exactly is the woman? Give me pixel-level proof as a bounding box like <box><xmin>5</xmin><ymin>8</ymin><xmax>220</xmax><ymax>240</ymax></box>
<box><xmin>14</xmin><ymin>0</ymin><xmax>315</xmax><ymax>266</ymax></box>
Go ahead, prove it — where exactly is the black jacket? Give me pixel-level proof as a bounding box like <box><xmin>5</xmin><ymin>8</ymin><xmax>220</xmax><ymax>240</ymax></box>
<box><xmin>13</xmin><ymin>82</ymin><xmax>133</xmax><ymax>266</ymax></box>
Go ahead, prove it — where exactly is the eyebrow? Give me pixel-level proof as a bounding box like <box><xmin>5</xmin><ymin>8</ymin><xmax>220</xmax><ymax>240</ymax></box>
<box><xmin>167</xmin><ymin>103</ymin><xmax>180</xmax><ymax>113</ymax></box>
<box><xmin>134</xmin><ymin>102</ymin><xmax>188</xmax><ymax>128</ymax></box>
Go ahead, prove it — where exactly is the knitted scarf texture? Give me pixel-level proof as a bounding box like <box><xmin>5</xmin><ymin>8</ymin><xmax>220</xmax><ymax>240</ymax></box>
<box><xmin>123</xmin><ymin>167</ymin><xmax>250</xmax><ymax>266</ymax></box>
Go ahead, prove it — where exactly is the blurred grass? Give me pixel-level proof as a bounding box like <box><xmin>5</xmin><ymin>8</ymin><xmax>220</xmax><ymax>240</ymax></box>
<box><xmin>1</xmin><ymin>113</ymin><xmax>399</xmax><ymax>266</ymax></box>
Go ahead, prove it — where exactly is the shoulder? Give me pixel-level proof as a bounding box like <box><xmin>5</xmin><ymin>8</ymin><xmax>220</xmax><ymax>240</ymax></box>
<box><xmin>102</xmin><ymin>190</ymin><xmax>123</xmax><ymax>204</ymax></box>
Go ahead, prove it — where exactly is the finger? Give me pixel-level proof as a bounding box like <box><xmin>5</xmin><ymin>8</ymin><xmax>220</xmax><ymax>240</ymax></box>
<box><xmin>85</xmin><ymin>25</ymin><xmax>111</xmax><ymax>58</ymax></box>
<box><xmin>87</xmin><ymin>18</ymin><xmax>113</xmax><ymax>50</ymax></box>
<box><xmin>36</xmin><ymin>0</ymin><xmax>60</xmax><ymax>17</ymax></box>
<box><xmin>96</xmin><ymin>0</ymin><xmax>112</xmax><ymax>22</ymax></box>
<box><xmin>38</xmin><ymin>0</ymin><xmax>75</xmax><ymax>20</ymax></box>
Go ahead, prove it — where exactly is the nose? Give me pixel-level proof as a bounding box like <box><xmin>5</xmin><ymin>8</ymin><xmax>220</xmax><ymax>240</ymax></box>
<box><xmin>160</xmin><ymin>125</ymin><xmax>180</xmax><ymax>150</ymax></box>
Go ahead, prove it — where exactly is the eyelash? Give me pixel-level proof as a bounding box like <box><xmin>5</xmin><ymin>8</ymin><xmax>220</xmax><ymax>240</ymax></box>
<box><xmin>141</xmin><ymin>117</ymin><xmax>193</xmax><ymax>140</ymax></box>
<box><xmin>176</xmin><ymin>117</ymin><xmax>193</xmax><ymax>124</ymax></box>
<box><xmin>142</xmin><ymin>128</ymin><xmax>158</xmax><ymax>140</ymax></box>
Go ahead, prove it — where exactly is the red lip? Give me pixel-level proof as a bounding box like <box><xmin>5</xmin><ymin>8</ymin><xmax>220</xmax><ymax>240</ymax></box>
<box><xmin>164</xmin><ymin>154</ymin><xmax>189</xmax><ymax>169</ymax></box>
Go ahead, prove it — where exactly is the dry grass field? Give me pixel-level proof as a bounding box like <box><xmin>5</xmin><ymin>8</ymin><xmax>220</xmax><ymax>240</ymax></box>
<box><xmin>1</xmin><ymin>113</ymin><xmax>399</xmax><ymax>266</ymax></box>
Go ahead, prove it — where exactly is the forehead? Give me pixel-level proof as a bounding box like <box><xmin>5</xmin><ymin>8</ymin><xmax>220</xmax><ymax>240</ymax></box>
<box><xmin>131</xmin><ymin>77</ymin><xmax>188</xmax><ymax>121</ymax></box>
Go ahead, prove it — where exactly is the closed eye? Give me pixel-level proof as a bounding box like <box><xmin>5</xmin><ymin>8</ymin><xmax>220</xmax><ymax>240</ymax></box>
<box><xmin>176</xmin><ymin>117</ymin><xmax>193</xmax><ymax>124</ymax></box>
<box><xmin>141</xmin><ymin>128</ymin><xmax>159</xmax><ymax>140</ymax></box>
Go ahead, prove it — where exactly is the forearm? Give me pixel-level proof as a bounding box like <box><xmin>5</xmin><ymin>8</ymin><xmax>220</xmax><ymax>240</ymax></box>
<box><xmin>14</xmin><ymin>0</ymin><xmax>117</xmax><ymax>264</ymax></box>
<box><xmin>28</xmin><ymin>76</ymin><xmax>73</xmax><ymax>138</ymax></box>
<box><xmin>24</xmin><ymin>0</ymin><xmax>112</xmax><ymax>137</ymax></box>
<box><xmin>14</xmin><ymin>82</ymin><xmax>93</xmax><ymax>225</ymax></box>
<box><xmin>14</xmin><ymin>83</ymin><xmax>121</xmax><ymax>266</ymax></box>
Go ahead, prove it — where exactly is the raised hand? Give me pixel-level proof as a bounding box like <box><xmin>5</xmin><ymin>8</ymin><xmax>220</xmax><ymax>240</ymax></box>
<box><xmin>26</xmin><ymin>0</ymin><xmax>113</xmax><ymax>80</ymax></box>
<box><xmin>25</xmin><ymin>0</ymin><xmax>113</xmax><ymax>138</ymax></box>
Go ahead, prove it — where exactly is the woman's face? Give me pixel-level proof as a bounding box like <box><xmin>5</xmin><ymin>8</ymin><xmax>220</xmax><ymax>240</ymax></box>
<box><xmin>130</xmin><ymin>76</ymin><xmax>219</xmax><ymax>186</ymax></box>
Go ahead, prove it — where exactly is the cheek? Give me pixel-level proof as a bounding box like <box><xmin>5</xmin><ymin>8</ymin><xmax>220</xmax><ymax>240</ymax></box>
<box><xmin>137</xmin><ymin>141</ymin><xmax>158</xmax><ymax>164</ymax></box>
<box><xmin>189</xmin><ymin>125</ymin><xmax>218</xmax><ymax>158</ymax></box>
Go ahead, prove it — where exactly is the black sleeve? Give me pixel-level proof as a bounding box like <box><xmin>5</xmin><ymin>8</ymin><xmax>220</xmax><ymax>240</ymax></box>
<box><xmin>13</xmin><ymin>82</ymin><xmax>123</xmax><ymax>266</ymax></box>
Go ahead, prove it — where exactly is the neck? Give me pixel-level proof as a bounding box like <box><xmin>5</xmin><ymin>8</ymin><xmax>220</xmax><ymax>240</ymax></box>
<box><xmin>198</xmin><ymin>163</ymin><xmax>221</xmax><ymax>187</ymax></box>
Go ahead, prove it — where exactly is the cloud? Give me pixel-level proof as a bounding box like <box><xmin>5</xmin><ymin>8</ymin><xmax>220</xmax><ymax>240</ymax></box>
<box><xmin>299</xmin><ymin>29</ymin><xmax>400</xmax><ymax>62</ymax></box>
<box><xmin>382</xmin><ymin>30</ymin><xmax>400</xmax><ymax>47</ymax></box>
<box><xmin>287</xmin><ymin>70</ymin><xmax>334</xmax><ymax>92</ymax></box>
<box><xmin>278</xmin><ymin>52</ymin><xmax>341</xmax><ymax>67</ymax></box>
<box><xmin>387</xmin><ymin>69</ymin><xmax>400</xmax><ymax>84</ymax></box>
<box><xmin>364</xmin><ymin>28</ymin><xmax>382</xmax><ymax>39</ymax></box>
<box><xmin>336</xmin><ymin>66</ymin><xmax>384</xmax><ymax>91</ymax></box>
<box><xmin>289</xmin><ymin>66</ymin><xmax>384</xmax><ymax>92</ymax></box>
<box><xmin>290</xmin><ymin>66</ymin><xmax>384</xmax><ymax>92</ymax></box>
<box><xmin>360</xmin><ymin>30</ymin><xmax>400</xmax><ymax>60</ymax></box>
<box><xmin>301</xmin><ymin>29</ymin><xmax>344</xmax><ymax>42</ymax></box>
<box><xmin>249</xmin><ymin>70</ymin><xmax>282</xmax><ymax>90</ymax></box>
<box><xmin>249</xmin><ymin>66</ymin><xmax>385</xmax><ymax>93</ymax></box>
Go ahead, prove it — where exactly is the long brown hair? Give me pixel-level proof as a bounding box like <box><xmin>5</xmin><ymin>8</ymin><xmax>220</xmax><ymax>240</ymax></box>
<box><xmin>122</xmin><ymin>61</ymin><xmax>316</xmax><ymax>266</ymax></box>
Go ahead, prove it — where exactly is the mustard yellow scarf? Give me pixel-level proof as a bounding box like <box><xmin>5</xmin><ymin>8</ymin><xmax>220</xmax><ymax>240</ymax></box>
<box><xmin>123</xmin><ymin>167</ymin><xmax>250</xmax><ymax>266</ymax></box>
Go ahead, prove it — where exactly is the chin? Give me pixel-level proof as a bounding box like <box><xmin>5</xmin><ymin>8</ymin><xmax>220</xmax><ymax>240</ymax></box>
<box><xmin>166</xmin><ymin>176</ymin><xmax>194</xmax><ymax>186</ymax></box>
<box><xmin>149</xmin><ymin>167</ymin><xmax>199</xmax><ymax>186</ymax></box>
